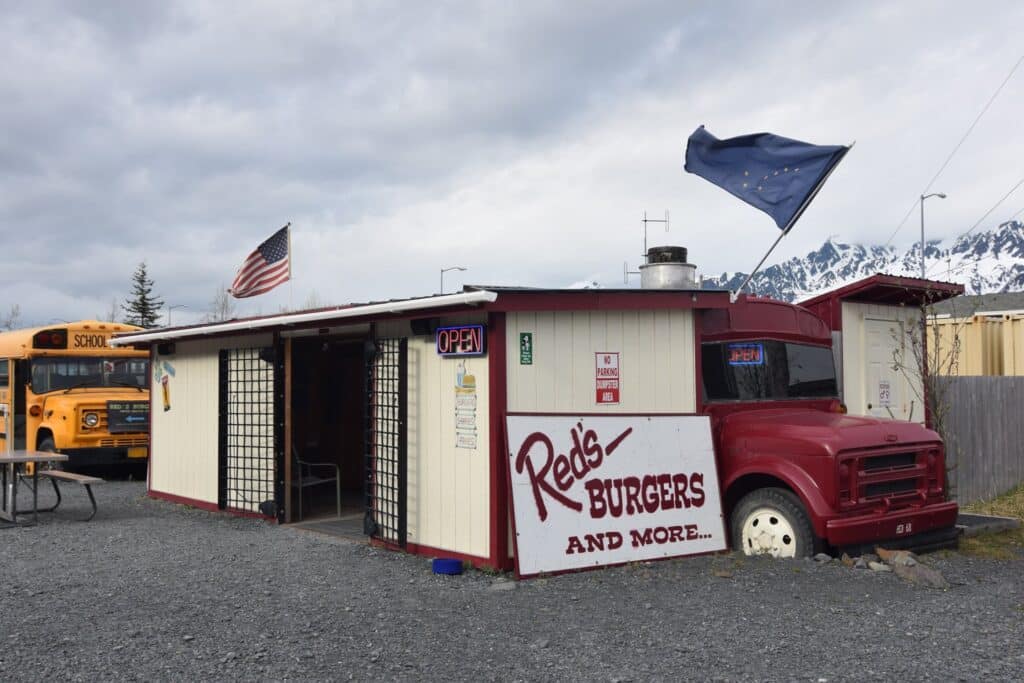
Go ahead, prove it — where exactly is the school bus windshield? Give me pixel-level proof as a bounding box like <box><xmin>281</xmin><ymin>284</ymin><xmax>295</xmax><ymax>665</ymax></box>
<box><xmin>31</xmin><ymin>357</ymin><xmax>150</xmax><ymax>394</ymax></box>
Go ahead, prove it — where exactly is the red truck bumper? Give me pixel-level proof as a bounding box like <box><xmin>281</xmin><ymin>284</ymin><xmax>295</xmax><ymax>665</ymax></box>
<box><xmin>825</xmin><ymin>501</ymin><xmax>959</xmax><ymax>547</ymax></box>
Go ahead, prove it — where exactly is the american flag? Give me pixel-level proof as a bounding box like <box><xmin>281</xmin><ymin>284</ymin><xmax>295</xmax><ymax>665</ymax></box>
<box><xmin>228</xmin><ymin>224</ymin><xmax>291</xmax><ymax>298</ymax></box>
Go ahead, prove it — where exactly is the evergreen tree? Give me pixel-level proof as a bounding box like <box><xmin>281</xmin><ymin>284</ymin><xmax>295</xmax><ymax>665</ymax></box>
<box><xmin>121</xmin><ymin>261</ymin><xmax>165</xmax><ymax>328</ymax></box>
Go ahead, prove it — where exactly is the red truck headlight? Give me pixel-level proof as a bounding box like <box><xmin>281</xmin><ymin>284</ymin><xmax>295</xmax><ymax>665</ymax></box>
<box><xmin>927</xmin><ymin>448</ymin><xmax>942</xmax><ymax>492</ymax></box>
<box><xmin>838</xmin><ymin>460</ymin><xmax>852</xmax><ymax>503</ymax></box>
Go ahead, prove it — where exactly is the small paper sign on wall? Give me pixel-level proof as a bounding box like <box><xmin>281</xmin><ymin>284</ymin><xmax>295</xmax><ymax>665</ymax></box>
<box><xmin>506</xmin><ymin>414</ymin><xmax>726</xmax><ymax>577</ymax></box>
<box><xmin>520</xmin><ymin>332</ymin><xmax>533</xmax><ymax>365</ymax></box>
<box><xmin>878</xmin><ymin>380</ymin><xmax>891</xmax><ymax>407</ymax></box>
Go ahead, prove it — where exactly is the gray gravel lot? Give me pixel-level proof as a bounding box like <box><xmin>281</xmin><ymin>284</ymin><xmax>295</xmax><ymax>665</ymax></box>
<box><xmin>1</xmin><ymin>480</ymin><xmax>1023</xmax><ymax>681</ymax></box>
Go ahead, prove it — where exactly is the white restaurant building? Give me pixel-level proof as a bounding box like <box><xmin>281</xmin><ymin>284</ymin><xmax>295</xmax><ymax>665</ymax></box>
<box><xmin>111</xmin><ymin>282</ymin><xmax>733</xmax><ymax>572</ymax></box>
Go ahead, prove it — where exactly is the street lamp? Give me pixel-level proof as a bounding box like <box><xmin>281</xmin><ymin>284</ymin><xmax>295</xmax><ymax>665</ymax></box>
<box><xmin>440</xmin><ymin>266</ymin><xmax>467</xmax><ymax>294</ymax></box>
<box><xmin>919</xmin><ymin>193</ymin><xmax>947</xmax><ymax>279</ymax></box>
<box><xmin>167</xmin><ymin>304</ymin><xmax>187</xmax><ymax>326</ymax></box>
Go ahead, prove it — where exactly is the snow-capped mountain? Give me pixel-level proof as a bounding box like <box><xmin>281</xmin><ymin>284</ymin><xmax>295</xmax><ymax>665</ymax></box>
<box><xmin>701</xmin><ymin>219</ymin><xmax>1024</xmax><ymax>302</ymax></box>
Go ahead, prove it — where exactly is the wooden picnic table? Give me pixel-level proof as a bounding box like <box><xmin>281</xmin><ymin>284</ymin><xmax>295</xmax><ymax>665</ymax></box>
<box><xmin>0</xmin><ymin>450</ymin><xmax>70</xmax><ymax>525</ymax></box>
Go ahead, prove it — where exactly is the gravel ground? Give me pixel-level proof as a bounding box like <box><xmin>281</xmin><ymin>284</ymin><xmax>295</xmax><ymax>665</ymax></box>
<box><xmin>2</xmin><ymin>480</ymin><xmax>1023</xmax><ymax>681</ymax></box>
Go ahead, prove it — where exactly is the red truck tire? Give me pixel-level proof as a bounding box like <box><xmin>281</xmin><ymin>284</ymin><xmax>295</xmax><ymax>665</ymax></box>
<box><xmin>731</xmin><ymin>488</ymin><xmax>816</xmax><ymax>558</ymax></box>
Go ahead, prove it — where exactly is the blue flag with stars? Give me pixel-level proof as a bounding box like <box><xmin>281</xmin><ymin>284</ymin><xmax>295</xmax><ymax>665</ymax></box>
<box><xmin>684</xmin><ymin>126</ymin><xmax>850</xmax><ymax>232</ymax></box>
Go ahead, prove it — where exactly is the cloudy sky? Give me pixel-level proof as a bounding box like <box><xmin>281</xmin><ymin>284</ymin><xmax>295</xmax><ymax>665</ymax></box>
<box><xmin>2</xmin><ymin>1</ymin><xmax>1023</xmax><ymax>326</ymax></box>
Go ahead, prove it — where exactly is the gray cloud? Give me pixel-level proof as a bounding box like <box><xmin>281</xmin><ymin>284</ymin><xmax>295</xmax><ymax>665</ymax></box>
<box><xmin>1</xmin><ymin>1</ymin><xmax>1023</xmax><ymax>325</ymax></box>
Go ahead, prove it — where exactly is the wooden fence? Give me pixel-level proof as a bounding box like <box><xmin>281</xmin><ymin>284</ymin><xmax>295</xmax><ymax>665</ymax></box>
<box><xmin>938</xmin><ymin>376</ymin><xmax>1024</xmax><ymax>504</ymax></box>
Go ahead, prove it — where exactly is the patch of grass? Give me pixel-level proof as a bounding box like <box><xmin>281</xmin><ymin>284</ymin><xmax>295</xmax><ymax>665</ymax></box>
<box><xmin>958</xmin><ymin>527</ymin><xmax>1024</xmax><ymax>560</ymax></box>
<box><xmin>962</xmin><ymin>482</ymin><xmax>1024</xmax><ymax>519</ymax></box>
<box><xmin>474</xmin><ymin>563</ymin><xmax>504</xmax><ymax>576</ymax></box>
<box><xmin>958</xmin><ymin>484</ymin><xmax>1024</xmax><ymax>559</ymax></box>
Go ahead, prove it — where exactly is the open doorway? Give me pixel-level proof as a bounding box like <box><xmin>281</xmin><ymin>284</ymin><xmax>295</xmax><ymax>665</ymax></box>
<box><xmin>290</xmin><ymin>337</ymin><xmax>365</xmax><ymax>522</ymax></box>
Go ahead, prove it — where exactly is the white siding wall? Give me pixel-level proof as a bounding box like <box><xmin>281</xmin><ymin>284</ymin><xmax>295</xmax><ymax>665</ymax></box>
<box><xmin>841</xmin><ymin>302</ymin><xmax>924</xmax><ymax>423</ymax></box>
<box><xmin>150</xmin><ymin>334</ymin><xmax>274</xmax><ymax>503</ymax></box>
<box><xmin>505</xmin><ymin>310</ymin><xmax>697</xmax><ymax>413</ymax></box>
<box><xmin>377</xmin><ymin>316</ymin><xmax>490</xmax><ymax>558</ymax></box>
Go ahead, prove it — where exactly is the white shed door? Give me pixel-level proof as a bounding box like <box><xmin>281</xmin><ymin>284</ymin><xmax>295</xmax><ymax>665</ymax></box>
<box><xmin>865</xmin><ymin>318</ymin><xmax>905</xmax><ymax>419</ymax></box>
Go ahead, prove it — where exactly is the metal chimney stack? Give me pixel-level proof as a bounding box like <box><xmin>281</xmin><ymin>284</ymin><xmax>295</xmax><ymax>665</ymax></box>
<box><xmin>639</xmin><ymin>246</ymin><xmax>697</xmax><ymax>289</ymax></box>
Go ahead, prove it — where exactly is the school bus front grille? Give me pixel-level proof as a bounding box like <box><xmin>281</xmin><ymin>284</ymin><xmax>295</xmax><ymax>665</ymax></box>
<box><xmin>99</xmin><ymin>437</ymin><xmax>148</xmax><ymax>447</ymax></box>
<box><xmin>79</xmin><ymin>409</ymin><xmax>146</xmax><ymax>443</ymax></box>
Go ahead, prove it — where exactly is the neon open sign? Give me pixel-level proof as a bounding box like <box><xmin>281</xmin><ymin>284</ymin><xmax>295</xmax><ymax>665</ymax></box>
<box><xmin>436</xmin><ymin>324</ymin><xmax>487</xmax><ymax>356</ymax></box>
<box><xmin>727</xmin><ymin>342</ymin><xmax>764</xmax><ymax>366</ymax></box>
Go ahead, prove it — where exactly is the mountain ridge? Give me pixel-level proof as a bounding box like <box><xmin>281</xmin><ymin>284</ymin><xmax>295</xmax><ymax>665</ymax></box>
<box><xmin>700</xmin><ymin>220</ymin><xmax>1024</xmax><ymax>302</ymax></box>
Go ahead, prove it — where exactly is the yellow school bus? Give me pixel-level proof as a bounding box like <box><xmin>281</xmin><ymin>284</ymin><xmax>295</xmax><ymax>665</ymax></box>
<box><xmin>0</xmin><ymin>321</ymin><xmax>150</xmax><ymax>469</ymax></box>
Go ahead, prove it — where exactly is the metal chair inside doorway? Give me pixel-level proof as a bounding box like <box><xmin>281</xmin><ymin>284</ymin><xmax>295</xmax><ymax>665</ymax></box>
<box><xmin>291</xmin><ymin>443</ymin><xmax>342</xmax><ymax>521</ymax></box>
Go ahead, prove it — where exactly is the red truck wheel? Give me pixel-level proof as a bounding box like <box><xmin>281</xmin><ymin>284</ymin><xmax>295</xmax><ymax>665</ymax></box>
<box><xmin>732</xmin><ymin>488</ymin><xmax>815</xmax><ymax>558</ymax></box>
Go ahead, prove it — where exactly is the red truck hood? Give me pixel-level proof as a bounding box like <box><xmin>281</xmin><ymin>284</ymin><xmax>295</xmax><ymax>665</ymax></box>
<box><xmin>718</xmin><ymin>408</ymin><xmax>941</xmax><ymax>457</ymax></box>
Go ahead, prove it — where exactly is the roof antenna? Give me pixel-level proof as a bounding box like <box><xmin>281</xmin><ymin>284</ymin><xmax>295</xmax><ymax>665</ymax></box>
<box><xmin>625</xmin><ymin>210</ymin><xmax>669</xmax><ymax>284</ymax></box>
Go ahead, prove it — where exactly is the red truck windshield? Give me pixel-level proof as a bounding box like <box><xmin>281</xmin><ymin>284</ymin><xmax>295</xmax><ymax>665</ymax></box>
<box><xmin>702</xmin><ymin>340</ymin><xmax>837</xmax><ymax>401</ymax></box>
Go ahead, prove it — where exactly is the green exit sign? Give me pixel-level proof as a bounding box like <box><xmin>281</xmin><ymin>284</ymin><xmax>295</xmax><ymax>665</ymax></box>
<box><xmin>519</xmin><ymin>332</ymin><xmax>533</xmax><ymax>365</ymax></box>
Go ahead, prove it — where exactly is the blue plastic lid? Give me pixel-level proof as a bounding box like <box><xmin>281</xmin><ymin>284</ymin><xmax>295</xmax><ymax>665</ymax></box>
<box><xmin>432</xmin><ymin>558</ymin><xmax>463</xmax><ymax>575</ymax></box>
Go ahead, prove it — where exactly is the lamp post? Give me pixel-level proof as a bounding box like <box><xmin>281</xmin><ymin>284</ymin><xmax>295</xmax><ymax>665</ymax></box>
<box><xmin>440</xmin><ymin>266</ymin><xmax>467</xmax><ymax>294</ymax></box>
<box><xmin>167</xmin><ymin>304</ymin><xmax>186</xmax><ymax>326</ymax></box>
<box><xmin>919</xmin><ymin>193</ymin><xmax>947</xmax><ymax>279</ymax></box>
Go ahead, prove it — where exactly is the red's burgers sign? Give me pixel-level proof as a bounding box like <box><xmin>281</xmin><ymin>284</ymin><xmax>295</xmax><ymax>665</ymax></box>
<box><xmin>506</xmin><ymin>415</ymin><xmax>726</xmax><ymax>576</ymax></box>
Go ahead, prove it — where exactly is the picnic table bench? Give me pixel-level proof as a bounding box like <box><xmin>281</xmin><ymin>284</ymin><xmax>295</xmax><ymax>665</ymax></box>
<box><xmin>36</xmin><ymin>470</ymin><xmax>104</xmax><ymax>521</ymax></box>
<box><xmin>1</xmin><ymin>450</ymin><xmax>69</xmax><ymax>525</ymax></box>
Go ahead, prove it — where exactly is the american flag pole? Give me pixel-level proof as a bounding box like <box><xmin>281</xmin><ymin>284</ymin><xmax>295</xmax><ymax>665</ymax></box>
<box><xmin>288</xmin><ymin>223</ymin><xmax>293</xmax><ymax>310</ymax></box>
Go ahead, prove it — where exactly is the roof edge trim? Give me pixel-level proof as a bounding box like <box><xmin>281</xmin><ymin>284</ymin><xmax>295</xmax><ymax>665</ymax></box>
<box><xmin>110</xmin><ymin>290</ymin><xmax>499</xmax><ymax>346</ymax></box>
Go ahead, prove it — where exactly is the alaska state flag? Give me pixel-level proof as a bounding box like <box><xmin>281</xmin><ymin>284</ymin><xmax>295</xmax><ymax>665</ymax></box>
<box><xmin>684</xmin><ymin>126</ymin><xmax>850</xmax><ymax>232</ymax></box>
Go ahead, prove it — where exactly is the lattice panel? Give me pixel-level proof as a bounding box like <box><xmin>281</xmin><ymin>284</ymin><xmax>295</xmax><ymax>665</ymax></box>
<box><xmin>364</xmin><ymin>338</ymin><xmax>407</xmax><ymax>546</ymax></box>
<box><xmin>219</xmin><ymin>347</ymin><xmax>278</xmax><ymax>514</ymax></box>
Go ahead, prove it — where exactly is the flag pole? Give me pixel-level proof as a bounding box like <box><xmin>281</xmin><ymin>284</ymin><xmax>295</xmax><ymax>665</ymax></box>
<box><xmin>730</xmin><ymin>142</ymin><xmax>854</xmax><ymax>302</ymax></box>
<box><xmin>287</xmin><ymin>222</ymin><xmax>293</xmax><ymax>311</ymax></box>
<box><xmin>731</xmin><ymin>230</ymin><xmax>788</xmax><ymax>302</ymax></box>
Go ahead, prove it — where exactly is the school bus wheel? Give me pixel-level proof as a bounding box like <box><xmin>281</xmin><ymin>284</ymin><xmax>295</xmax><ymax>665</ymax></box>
<box><xmin>36</xmin><ymin>436</ymin><xmax>64</xmax><ymax>472</ymax></box>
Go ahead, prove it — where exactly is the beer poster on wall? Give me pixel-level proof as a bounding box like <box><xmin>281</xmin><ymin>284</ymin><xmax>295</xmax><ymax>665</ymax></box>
<box><xmin>506</xmin><ymin>414</ymin><xmax>726</xmax><ymax>577</ymax></box>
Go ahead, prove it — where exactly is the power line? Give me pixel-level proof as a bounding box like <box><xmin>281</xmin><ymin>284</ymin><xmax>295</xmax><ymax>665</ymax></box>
<box><xmin>883</xmin><ymin>53</ymin><xmax>1024</xmax><ymax>248</ymax></box>
<box><xmin>955</xmin><ymin>176</ymin><xmax>1024</xmax><ymax>239</ymax></box>
<box><xmin>925</xmin><ymin>215</ymin><xmax>1024</xmax><ymax>280</ymax></box>
<box><xmin>924</xmin><ymin>175</ymin><xmax>1024</xmax><ymax>277</ymax></box>
<box><xmin>929</xmin><ymin>211</ymin><xmax>1024</xmax><ymax>282</ymax></box>
<box><xmin>937</xmin><ymin>248</ymin><xmax>1010</xmax><ymax>279</ymax></box>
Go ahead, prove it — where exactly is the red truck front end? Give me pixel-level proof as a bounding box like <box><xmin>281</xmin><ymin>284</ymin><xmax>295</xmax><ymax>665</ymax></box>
<box><xmin>700</xmin><ymin>298</ymin><xmax>959</xmax><ymax>556</ymax></box>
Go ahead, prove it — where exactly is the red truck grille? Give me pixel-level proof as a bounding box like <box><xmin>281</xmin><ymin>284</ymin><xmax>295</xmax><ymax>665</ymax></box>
<box><xmin>838</xmin><ymin>447</ymin><xmax>943</xmax><ymax>511</ymax></box>
<box><xmin>864</xmin><ymin>479</ymin><xmax>918</xmax><ymax>498</ymax></box>
<box><xmin>861</xmin><ymin>453</ymin><xmax>915</xmax><ymax>471</ymax></box>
